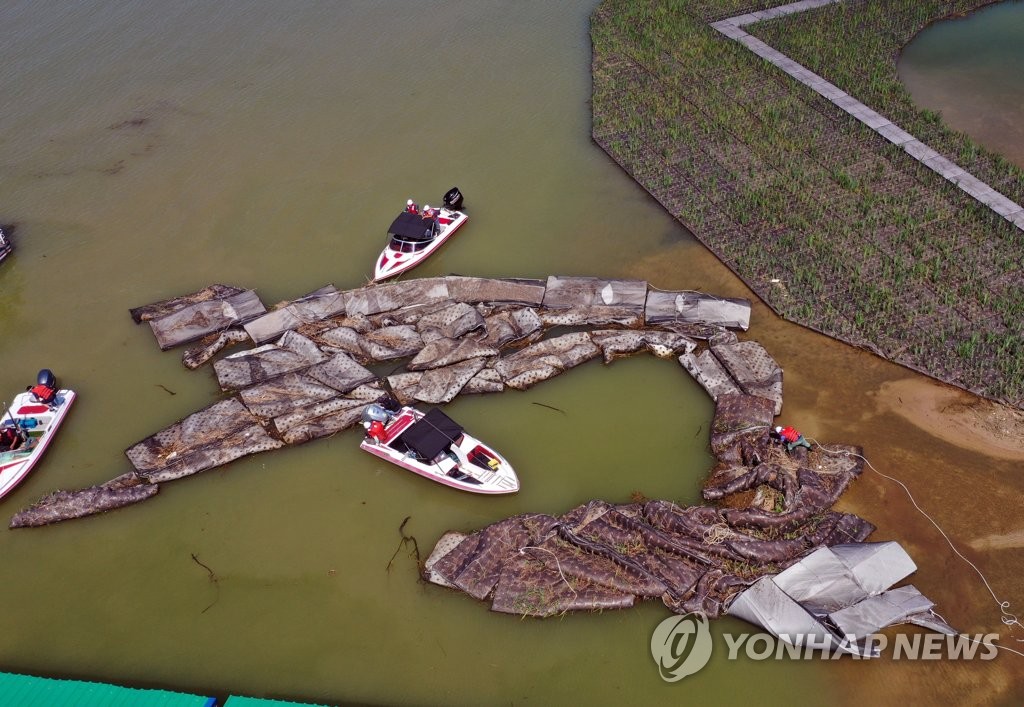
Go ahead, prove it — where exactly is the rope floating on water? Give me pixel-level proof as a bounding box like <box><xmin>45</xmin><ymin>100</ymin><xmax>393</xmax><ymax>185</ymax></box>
<box><xmin>811</xmin><ymin>439</ymin><xmax>1024</xmax><ymax>658</ymax></box>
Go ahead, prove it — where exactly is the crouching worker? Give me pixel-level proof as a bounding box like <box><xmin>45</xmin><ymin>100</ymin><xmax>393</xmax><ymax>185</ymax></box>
<box><xmin>773</xmin><ymin>425</ymin><xmax>812</xmax><ymax>452</ymax></box>
<box><xmin>0</xmin><ymin>425</ymin><xmax>23</xmax><ymax>452</ymax></box>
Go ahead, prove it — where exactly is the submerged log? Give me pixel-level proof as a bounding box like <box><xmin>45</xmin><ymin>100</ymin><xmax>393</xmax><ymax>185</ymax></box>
<box><xmin>10</xmin><ymin>473</ymin><xmax>158</xmax><ymax>528</ymax></box>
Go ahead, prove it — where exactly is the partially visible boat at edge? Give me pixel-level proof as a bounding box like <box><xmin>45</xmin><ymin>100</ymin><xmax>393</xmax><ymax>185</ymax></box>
<box><xmin>359</xmin><ymin>404</ymin><xmax>519</xmax><ymax>494</ymax></box>
<box><xmin>0</xmin><ymin>226</ymin><xmax>12</xmax><ymax>265</ymax></box>
<box><xmin>0</xmin><ymin>370</ymin><xmax>76</xmax><ymax>501</ymax></box>
<box><xmin>372</xmin><ymin>186</ymin><xmax>468</xmax><ymax>282</ymax></box>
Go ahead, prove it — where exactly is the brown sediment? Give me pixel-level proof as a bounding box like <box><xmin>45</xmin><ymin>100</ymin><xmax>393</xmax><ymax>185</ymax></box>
<box><xmin>874</xmin><ymin>377</ymin><xmax>1024</xmax><ymax>462</ymax></box>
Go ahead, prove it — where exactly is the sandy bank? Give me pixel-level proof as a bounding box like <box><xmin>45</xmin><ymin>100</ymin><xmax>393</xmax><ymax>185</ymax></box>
<box><xmin>875</xmin><ymin>377</ymin><xmax>1024</xmax><ymax>462</ymax></box>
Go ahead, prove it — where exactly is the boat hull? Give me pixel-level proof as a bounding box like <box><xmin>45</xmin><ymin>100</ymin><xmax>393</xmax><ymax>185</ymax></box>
<box><xmin>0</xmin><ymin>389</ymin><xmax>76</xmax><ymax>500</ymax></box>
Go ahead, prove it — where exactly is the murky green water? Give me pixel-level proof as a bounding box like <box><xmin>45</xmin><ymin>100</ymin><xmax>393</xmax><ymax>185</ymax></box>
<box><xmin>898</xmin><ymin>0</ymin><xmax>1024</xmax><ymax>168</ymax></box>
<box><xmin>1</xmin><ymin>2</ymin><xmax>1022</xmax><ymax>705</ymax></box>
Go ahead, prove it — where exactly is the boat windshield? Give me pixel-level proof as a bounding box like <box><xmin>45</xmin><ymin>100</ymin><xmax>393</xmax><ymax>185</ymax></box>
<box><xmin>388</xmin><ymin>236</ymin><xmax>432</xmax><ymax>253</ymax></box>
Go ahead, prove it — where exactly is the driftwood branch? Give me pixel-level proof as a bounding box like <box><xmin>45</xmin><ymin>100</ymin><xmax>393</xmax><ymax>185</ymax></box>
<box><xmin>386</xmin><ymin>516</ymin><xmax>421</xmax><ymax>574</ymax></box>
<box><xmin>191</xmin><ymin>552</ymin><xmax>220</xmax><ymax>614</ymax></box>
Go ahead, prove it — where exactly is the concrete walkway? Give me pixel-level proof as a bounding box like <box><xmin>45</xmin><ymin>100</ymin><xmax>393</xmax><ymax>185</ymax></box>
<box><xmin>711</xmin><ymin>0</ymin><xmax>1024</xmax><ymax>230</ymax></box>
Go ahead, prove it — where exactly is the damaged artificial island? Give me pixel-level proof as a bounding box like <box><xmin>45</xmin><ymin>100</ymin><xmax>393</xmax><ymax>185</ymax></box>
<box><xmin>11</xmin><ymin>274</ymin><xmax>955</xmax><ymax>656</ymax></box>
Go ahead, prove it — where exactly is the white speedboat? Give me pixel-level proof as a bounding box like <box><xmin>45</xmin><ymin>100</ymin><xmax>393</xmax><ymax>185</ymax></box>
<box><xmin>359</xmin><ymin>404</ymin><xmax>519</xmax><ymax>494</ymax></box>
<box><xmin>372</xmin><ymin>187</ymin><xmax>468</xmax><ymax>282</ymax></box>
<box><xmin>0</xmin><ymin>370</ymin><xmax>76</xmax><ymax>500</ymax></box>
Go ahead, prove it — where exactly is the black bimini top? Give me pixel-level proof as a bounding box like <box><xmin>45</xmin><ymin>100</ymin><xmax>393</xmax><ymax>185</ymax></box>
<box><xmin>389</xmin><ymin>212</ymin><xmax>438</xmax><ymax>241</ymax></box>
<box><xmin>395</xmin><ymin>408</ymin><xmax>464</xmax><ymax>460</ymax></box>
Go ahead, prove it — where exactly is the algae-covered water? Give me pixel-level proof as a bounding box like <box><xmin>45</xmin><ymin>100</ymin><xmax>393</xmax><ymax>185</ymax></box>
<box><xmin>0</xmin><ymin>2</ymin><xmax>1022</xmax><ymax>705</ymax></box>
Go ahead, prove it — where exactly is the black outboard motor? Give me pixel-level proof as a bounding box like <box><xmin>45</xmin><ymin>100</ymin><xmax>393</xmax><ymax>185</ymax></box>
<box><xmin>37</xmin><ymin>369</ymin><xmax>57</xmax><ymax>389</ymax></box>
<box><xmin>442</xmin><ymin>186</ymin><xmax>463</xmax><ymax>211</ymax></box>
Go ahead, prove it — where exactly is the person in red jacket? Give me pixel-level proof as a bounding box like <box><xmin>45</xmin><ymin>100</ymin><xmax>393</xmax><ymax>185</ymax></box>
<box><xmin>405</xmin><ymin>199</ymin><xmax>418</xmax><ymax>214</ymax></box>
<box><xmin>0</xmin><ymin>426</ymin><xmax>23</xmax><ymax>452</ymax></box>
<box><xmin>774</xmin><ymin>425</ymin><xmax>812</xmax><ymax>452</ymax></box>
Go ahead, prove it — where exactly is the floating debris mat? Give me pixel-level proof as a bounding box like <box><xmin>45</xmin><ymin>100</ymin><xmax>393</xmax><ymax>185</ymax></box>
<box><xmin>646</xmin><ymin>290</ymin><xmax>751</xmax><ymax>330</ymax></box>
<box><xmin>540</xmin><ymin>275</ymin><xmax>647</xmax><ymax>327</ymax></box>
<box><xmin>425</xmin><ymin>474</ymin><xmax>873</xmax><ymax>618</ymax></box>
<box><xmin>183</xmin><ymin>328</ymin><xmax>251</xmax><ymax>369</ymax></box>
<box><xmin>129</xmin><ymin>283</ymin><xmax>245</xmax><ymax>323</ymax></box>
<box><xmin>125</xmin><ymin>399</ymin><xmax>283</xmax><ymax>482</ymax></box>
<box><xmin>345</xmin><ymin>278</ymin><xmax>451</xmax><ymax>316</ymax></box>
<box><xmin>710</xmin><ymin>341</ymin><xmax>783</xmax><ymax>415</ymax></box>
<box><xmin>243</xmin><ymin>285</ymin><xmax>346</xmax><ymax>345</ymax></box>
<box><xmin>214</xmin><ymin>331</ymin><xmax>327</xmax><ymax>390</ymax></box>
<box><xmin>10</xmin><ymin>472</ymin><xmax>158</xmax><ymax>528</ymax></box>
<box><xmin>492</xmin><ymin>332</ymin><xmax>602</xmax><ymax>389</ymax></box>
<box><xmin>709</xmin><ymin>392</ymin><xmax>778</xmax><ymax>463</ymax></box>
<box><xmin>15</xmin><ymin>275</ymin><xmax>761</xmax><ymax>528</ymax></box>
<box><xmin>445</xmin><ymin>276</ymin><xmax>546</xmax><ymax>305</ymax></box>
<box><xmin>143</xmin><ymin>289</ymin><xmax>266</xmax><ymax>350</ymax></box>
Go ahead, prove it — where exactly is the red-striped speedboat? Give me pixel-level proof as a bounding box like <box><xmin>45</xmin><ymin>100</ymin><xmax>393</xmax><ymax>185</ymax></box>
<box><xmin>0</xmin><ymin>375</ymin><xmax>75</xmax><ymax>500</ymax></box>
<box><xmin>372</xmin><ymin>187</ymin><xmax>468</xmax><ymax>282</ymax></box>
<box><xmin>359</xmin><ymin>405</ymin><xmax>518</xmax><ymax>494</ymax></box>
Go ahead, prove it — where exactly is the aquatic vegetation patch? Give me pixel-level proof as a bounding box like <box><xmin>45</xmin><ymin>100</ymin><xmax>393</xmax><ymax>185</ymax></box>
<box><xmin>590</xmin><ymin>0</ymin><xmax>1024</xmax><ymax>407</ymax></box>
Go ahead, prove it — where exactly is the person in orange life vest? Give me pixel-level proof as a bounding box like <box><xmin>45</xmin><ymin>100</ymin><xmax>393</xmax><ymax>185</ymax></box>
<box><xmin>27</xmin><ymin>382</ymin><xmax>57</xmax><ymax>405</ymax></box>
<box><xmin>774</xmin><ymin>425</ymin><xmax>811</xmax><ymax>452</ymax></box>
<box><xmin>422</xmin><ymin>204</ymin><xmax>437</xmax><ymax>219</ymax></box>
<box><xmin>406</xmin><ymin>199</ymin><xmax>418</xmax><ymax>214</ymax></box>
<box><xmin>0</xmin><ymin>426</ymin><xmax>22</xmax><ymax>452</ymax></box>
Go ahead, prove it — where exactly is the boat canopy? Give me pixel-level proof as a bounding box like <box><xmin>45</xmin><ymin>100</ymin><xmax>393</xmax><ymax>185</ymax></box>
<box><xmin>388</xmin><ymin>212</ymin><xmax>438</xmax><ymax>241</ymax></box>
<box><xmin>396</xmin><ymin>408</ymin><xmax>463</xmax><ymax>459</ymax></box>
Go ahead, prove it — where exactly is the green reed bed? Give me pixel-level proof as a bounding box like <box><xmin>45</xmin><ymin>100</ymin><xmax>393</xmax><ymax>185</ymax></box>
<box><xmin>591</xmin><ymin>0</ymin><xmax>1024</xmax><ymax>405</ymax></box>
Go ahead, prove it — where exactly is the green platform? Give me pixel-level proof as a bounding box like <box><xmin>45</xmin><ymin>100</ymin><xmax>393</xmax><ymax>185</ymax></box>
<box><xmin>0</xmin><ymin>671</ymin><xmax>215</xmax><ymax>707</ymax></box>
<box><xmin>0</xmin><ymin>671</ymin><xmax>332</xmax><ymax>707</ymax></box>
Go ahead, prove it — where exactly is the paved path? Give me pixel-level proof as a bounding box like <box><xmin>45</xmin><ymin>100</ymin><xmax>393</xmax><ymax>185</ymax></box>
<box><xmin>711</xmin><ymin>0</ymin><xmax>1024</xmax><ymax>230</ymax></box>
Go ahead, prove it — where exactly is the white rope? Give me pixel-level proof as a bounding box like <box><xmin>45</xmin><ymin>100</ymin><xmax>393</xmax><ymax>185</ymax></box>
<box><xmin>957</xmin><ymin>634</ymin><xmax>1024</xmax><ymax>659</ymax></box>
<box><xmin>809</xmin><ymin>438</ymin><xmax>1024</xmax><ymax>648</ymax></box>
<box><xmin>519</xmin><ymin>545</ymin><xmax>579</xmax><ymax>609</ymax></box>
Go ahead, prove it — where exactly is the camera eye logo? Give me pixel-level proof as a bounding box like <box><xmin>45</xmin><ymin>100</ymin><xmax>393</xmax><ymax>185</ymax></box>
<box><xmin>650</xmin><ymin>612</ymin><xmax>713</xmax><ymax>682</ymax></box>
